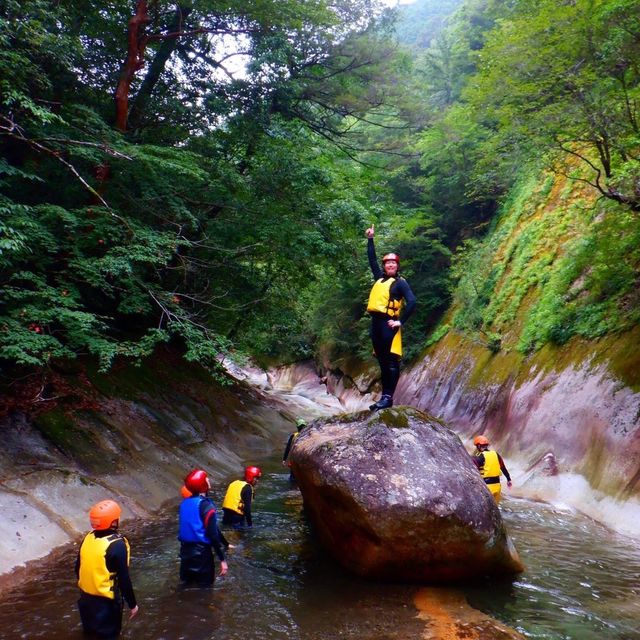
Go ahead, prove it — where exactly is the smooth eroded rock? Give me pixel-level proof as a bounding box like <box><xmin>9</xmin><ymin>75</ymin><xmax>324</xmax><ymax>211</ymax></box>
<box><xmin>290</xmin><ymin>407</ymin><xmax>523</xmax><ymax>583</ymax></box>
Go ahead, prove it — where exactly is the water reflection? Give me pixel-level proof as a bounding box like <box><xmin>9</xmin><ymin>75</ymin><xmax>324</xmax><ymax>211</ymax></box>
<box><xmin>0</xmin><ymin>463</ymin><xmax>639</xmax><ymax>640</ymax></box>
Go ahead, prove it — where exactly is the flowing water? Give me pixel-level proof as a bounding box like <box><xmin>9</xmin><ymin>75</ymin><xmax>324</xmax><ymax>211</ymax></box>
<box><xmin>1</xmin><ymin>457</ymin><xmax>639</xmax><ymax>640</ymax></box>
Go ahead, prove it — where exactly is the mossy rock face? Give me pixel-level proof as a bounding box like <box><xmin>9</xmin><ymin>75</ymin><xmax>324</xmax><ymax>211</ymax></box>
<box><xmin>375</xmin><ymin>408</ymin><xmax>410</xmax><ymax>429</ymax></box>
<box><xmin>33</xmin><ymin>409</ymin><xmax>118</xmax><ymax>472</ymax></box>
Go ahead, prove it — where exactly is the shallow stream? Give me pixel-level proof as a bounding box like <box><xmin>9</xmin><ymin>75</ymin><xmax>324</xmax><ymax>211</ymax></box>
<box><xmin>1</xmin><ymin>457</ymin><xmax>639</xmax><ymax>640</ymax></box>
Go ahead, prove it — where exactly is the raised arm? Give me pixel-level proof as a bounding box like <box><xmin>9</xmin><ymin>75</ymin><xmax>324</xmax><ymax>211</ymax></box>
<box><xmin>365</xmin><ymin>225</ymin><xmax>382</xmax><ymax>280</ymax></box>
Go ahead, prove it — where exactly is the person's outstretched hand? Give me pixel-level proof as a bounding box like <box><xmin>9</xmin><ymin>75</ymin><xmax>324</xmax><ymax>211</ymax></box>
<box><xmin>129</xmin><ymin>605</ymin><xmax>139</xmax><ymax>619</ymax></box>
<box><xmin>365</xmin><ymin>224</ymin><xmax>375</xmax><ymax>239</ymax></box>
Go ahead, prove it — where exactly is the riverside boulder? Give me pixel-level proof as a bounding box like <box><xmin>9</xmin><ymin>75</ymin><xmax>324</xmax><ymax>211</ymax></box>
<box><xmin>289</xmin><ymin>407</ymin><xmax>524</xmax><ymax>582</ymax></box>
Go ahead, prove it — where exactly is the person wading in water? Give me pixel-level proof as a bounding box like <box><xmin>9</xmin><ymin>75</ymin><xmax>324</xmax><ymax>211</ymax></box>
<box><xmin>76</xmin><ymin>500</ymin><xmax>139</xmax><ymax>638</ymax></box>
<box><xmin>178</xmin><ymin>469</ymin><xmax>229</xmax><ymax>587</ymax></box>
<box><xmin>365</xmin><ymin>224</ymin><xmax>416</xmax><ymax>410</ymax></box>
<box><xmin>472</xmin><ymin>435</ymin><xmax>513</xmax><ymax>503</ymax></box>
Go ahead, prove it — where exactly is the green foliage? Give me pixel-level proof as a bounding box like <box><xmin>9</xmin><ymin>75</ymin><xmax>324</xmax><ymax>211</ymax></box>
<box><xmin>466</xmin><ymin>0</ymin><xmax>640</xmax><ymax>211</ymax></box>
<box><xmin>424</xmin><ymin>323</ymin><xmax>450</xmax><ymax>348</ymax></box>
<box><xmin>1</xmin><ymin>0</ymin><xmax>415</xmax><ymax>378</ymax></box>
<box><xmin>2</xmin><ymin>0</ymin><xmax>638</xmax><ymax>387</ymax></box>
<box><xmin>520</xmin><ymin>208</ymin><xmax>640</xmax><ymax>351</ymax></box>
<box><xmin>450</xmin><ymin>166</ymin><xmax>640</xmax><ymax>354</ymax></box>
<box><xmin>396</xmin><ymin>0</ymin><xmax>464</xmax><ymax>49</ymax></box>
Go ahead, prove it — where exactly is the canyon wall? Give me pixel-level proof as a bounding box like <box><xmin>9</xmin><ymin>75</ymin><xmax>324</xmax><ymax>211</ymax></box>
<box><xmin>0</xmin><ymin>351</ymin><xmax>299</xmax><ymax>581</ymax></box>
<box><xmin>319</xmin><ymin>328</ymin><xmax>640</xmax><ymax>537</ymax></box>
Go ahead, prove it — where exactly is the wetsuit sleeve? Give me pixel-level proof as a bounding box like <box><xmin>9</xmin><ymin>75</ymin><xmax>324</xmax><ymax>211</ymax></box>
<box><xmin>200</xmin><ymin>499</ymin><xmax>226</xmax><ymax>562</ymax></box>
<box><xmin>241</xmin><ymin>484</ymin><xmax>254</xmax><ymax>527</ymax></box>
<box><xmin>368</xmin><ymin>238</ymin><xmax>382</xmax><ymax>280</ymax></box>
<box><xmin>105</xmin><ymin>538</ymin><xmax>137</xmax><ymax>609</ymax></box>
<box><xmin>497</xmin><ymin>453</ymin><xmax>511</xmax><ymax>482</ymax></box>
<box><xmin>472</xmin><ymin>453</ymin><xmax>484</xmax><ymax>470</ymax></box>
<box><xmin>394</xmin><ymin>278</ymin><xmax>417</xmax><ymax>325</ymax></box>
<box><xmin>218</xmin><ymin>526</ymin><xmax>230</xmax><ymax>550</ymax></box>
<box><xmin>282</xmin><ymin>433</ymin><xmax>295</xmax><ymax>462</ymax></box>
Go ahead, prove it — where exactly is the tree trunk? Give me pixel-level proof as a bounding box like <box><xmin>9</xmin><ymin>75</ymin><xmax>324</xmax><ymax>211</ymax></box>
<box><xmin>114</xmin><ymin>1</ymin><xmax>151</xmax><ymax>132</ymax></box>
<box><xmin>128</xmin><ymin>6</ymin><xmax>193</xmax><ymax>131</ymax></box>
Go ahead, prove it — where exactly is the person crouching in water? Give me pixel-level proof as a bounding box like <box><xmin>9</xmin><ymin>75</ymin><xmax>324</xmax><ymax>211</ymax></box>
<box><xmin>365</xmin><ymin>224</ymin><xmax>416</xmax><ymax>410</ymax></box>
<box><xmin>178</xmin><ymin>469</ymin><xmax>229</xmax><ymax>587</ymax></box>
<box><xmin>76</xmin><ymin>499</ymin><xmax>139</xmax><ymax>639</ymax></box>
<box><xmin>472</xmin><ymin>435</ymin><xmax>513</xmax><ymax>503</ymax></box>
<box><xmin>222</xmin><ymin>466</ymin><xmax>262</xmax><ymax>528</ymax></box>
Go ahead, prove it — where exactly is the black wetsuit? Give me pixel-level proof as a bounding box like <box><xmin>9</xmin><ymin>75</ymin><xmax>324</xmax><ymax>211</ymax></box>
<box><xmin>179</xmin><ymin>497</ymin><xmax>228</xmax><ymax>587</ymax></box>
<box><xmin>282</xmin><ymin>433</ymin><xmax>297</xmax><ymax>462</ymax></box>
<box><xmin>283</xmin><ymin>432</ymin><xmax>299</xmax><ymax>481</ymax></box>
<box><xmin>367</xmin><ymin>238</ymin><xmax>416</xmax><ymax>398</ymax></box>
<box><xmin>222</xmin><ymin>483</ymin><xmax>254</xmax><ymax>528</ymax></box>
<box><xmin>75</xmin><ymin>529</ymin><xmax>137</xmax><ymax>639</ymax></box>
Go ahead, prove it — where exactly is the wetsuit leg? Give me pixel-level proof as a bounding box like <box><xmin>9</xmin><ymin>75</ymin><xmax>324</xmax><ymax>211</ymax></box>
<box><xmin>222</xmin><ymin>508</ymin><xmax>245</xmax><ymax>529</ymax></box>
<box><xmin>180</xmin><ymin>542</ymin><xmax>215</xmax><ymax>587</ymax></box>
<box><xmin>78</xmin><ymin>592</ymin><xmax>123</xmax><ymax>639</ymax></box>
<box><xmin>386</xmin><ymin>355</ymin><xmax>400</xmax><ymax>397</ymax></box>
<box><xmin>370</xmin><ymin>316</ymin><xmax>401</xmax><ymax>398</ymax></box>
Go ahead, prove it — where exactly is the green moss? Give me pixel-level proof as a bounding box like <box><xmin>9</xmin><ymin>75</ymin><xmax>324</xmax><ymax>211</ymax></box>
<box><xmin>425</xmin><ymin>323</ymin><xmax>450</xmax><ymax>347</ymax></box>
<box><xmin>449</xmin><ymin>160</ymin><xmax>639</xmax><ymax>361</ymax></box>
<box><xmin>592</xmin><ymin>327</ymin><xmax>640</xmax><ymax>391</ymax></box>
<box><xmin>375</xmin><ymin>409</ymin><xmax>410</xmax><ymax>429</ymax></box>
<box><xmin>34</xmin><ymin>408</ymin><xmax>97</xmax><ymax>458</ymax></box>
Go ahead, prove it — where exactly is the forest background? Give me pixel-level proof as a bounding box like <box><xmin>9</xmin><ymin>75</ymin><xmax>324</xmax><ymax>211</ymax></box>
<box><xmin>1</xmin><ymin>0</ymin><xmax>639</xmax><ymax>410</ymax></box>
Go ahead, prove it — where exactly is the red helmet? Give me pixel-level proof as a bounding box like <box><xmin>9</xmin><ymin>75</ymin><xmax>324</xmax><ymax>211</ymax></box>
<box><xmin>184</xmin><ymin>469</ymin><xmax>209</xmax><ymax>494</ymax></box>
<box><xmin>382</xmin><ymin>253</ymin><xmax>400</xmax><ymax>265</ymax></box>
<box><xmin>244</xmin><ymin>465</ymin><xmax>262</xmax><ymax>483</ymax></box>
<box><xmin>89</xmin><ymin>500</ymin><xmax>121</xmax><ymax>531</ymax></box>
<box><xmin>474</xmin><ymin>435</ymin><xmax>489</xmax><ymax>447</ymax></box>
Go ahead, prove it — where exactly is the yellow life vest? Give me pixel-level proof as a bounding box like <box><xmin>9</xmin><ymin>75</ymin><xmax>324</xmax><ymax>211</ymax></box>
<box><xmin>222</xmin><ymin>480</ymin><xmax>251</xmax><ymax>515</ymax></box>
<box><xmin>78</xmin><ymin>532</ymin><xmax>130</xmax><ymax>599</ymax></box>
<box><xmin>367</xmin><ymin>278</ymin><xmax>402</xmax><ymax>319</ymax></box>
<box><xmin>367</xmin><ymin>278</ymin><xmax>403</xmax><ymax>356</ymax></box>
<box><xmin>478</xmin><ymin>450</ymin><xmax>502</xmax><ymax>498</ymax></box>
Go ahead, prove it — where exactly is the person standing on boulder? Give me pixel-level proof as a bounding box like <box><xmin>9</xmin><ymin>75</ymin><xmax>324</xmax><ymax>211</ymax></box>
<box><xmin>282</xmin><ymin>418</ymin><xmax>306</xmax><ymax>481</ymax></box>
<box><xmin>472</xmin><ymin>435</ymin><xmax>512</xmax><ymax>502</ymax></box>
<box><xmin>76</xmin><ymin>499</ymin><xmax>139</xmax><ymax>638</ymax></box>
<box><xmin>178</xmin><ymin>469</ymin><xmax>229</xmax><ymax>587</ymax></box>
<box><xmin>222</xmin><ymin>466</ymin><xmax>261</xmax><ymax>528</ymax></box>
<box><xmin>365</xmin><ymin>224</ymin><xmax>416</xmax><ymax>411</ymax></box>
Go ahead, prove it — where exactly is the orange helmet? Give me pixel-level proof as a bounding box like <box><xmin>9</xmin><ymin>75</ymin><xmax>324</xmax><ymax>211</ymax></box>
<box><xmin>185</xmin><ymin>469</ymin><xmax>209</xmax><ymax>494</ymax></box>
<box><xmin>89</xmin><ymin>500</ymin><xmax>121</xmax><ymax>531</ymax></box>
<box><xmin>180</xmin><ymin>485</ymin><xmax>192</xmax><ymax>499</ymax></box>
<box><xmin>244</xmin><ymin>465</ymin><xmax>262</xmax><ymax>483</ymax></box>
<box><xmin>474</xmin><ymin>435</ymin><xmax>489</xmax><ymax>447</ymax></box>
<box><xmin>382</xmin><ymin>253</ymin><xmax>400</xmax><ymax>264</ymax></box>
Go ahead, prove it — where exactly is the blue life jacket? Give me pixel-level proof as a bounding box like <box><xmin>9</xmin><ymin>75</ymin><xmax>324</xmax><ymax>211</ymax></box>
<box><xmin>179</xmin><ymin>496</ymin><xmax>215</xmax><ymax>544</ymax></box>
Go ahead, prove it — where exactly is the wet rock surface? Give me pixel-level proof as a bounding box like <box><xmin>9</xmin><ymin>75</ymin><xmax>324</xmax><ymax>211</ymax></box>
<box><xmin>290</xmin><ymin>407</ymin><xmax>524</xmax><ymax>583</ymax></box>
<box><xmin>0</xmin><ymin>355</ymin><xmax>298</xmax><ymax>578</ymax></box>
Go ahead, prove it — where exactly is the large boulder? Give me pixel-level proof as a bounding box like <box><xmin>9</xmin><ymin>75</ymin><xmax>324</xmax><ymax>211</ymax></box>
<box><xmin>290</xmin><ymin>407</ymin><xmax>524</xmax><ymax>583</ymax></box>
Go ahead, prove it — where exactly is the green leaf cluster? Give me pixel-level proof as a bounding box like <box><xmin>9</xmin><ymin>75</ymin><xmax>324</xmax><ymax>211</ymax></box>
<box><xmin>2</xmin><ymin>0</ymin><xmax>420</xmax><ymax>377</ymax></box>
